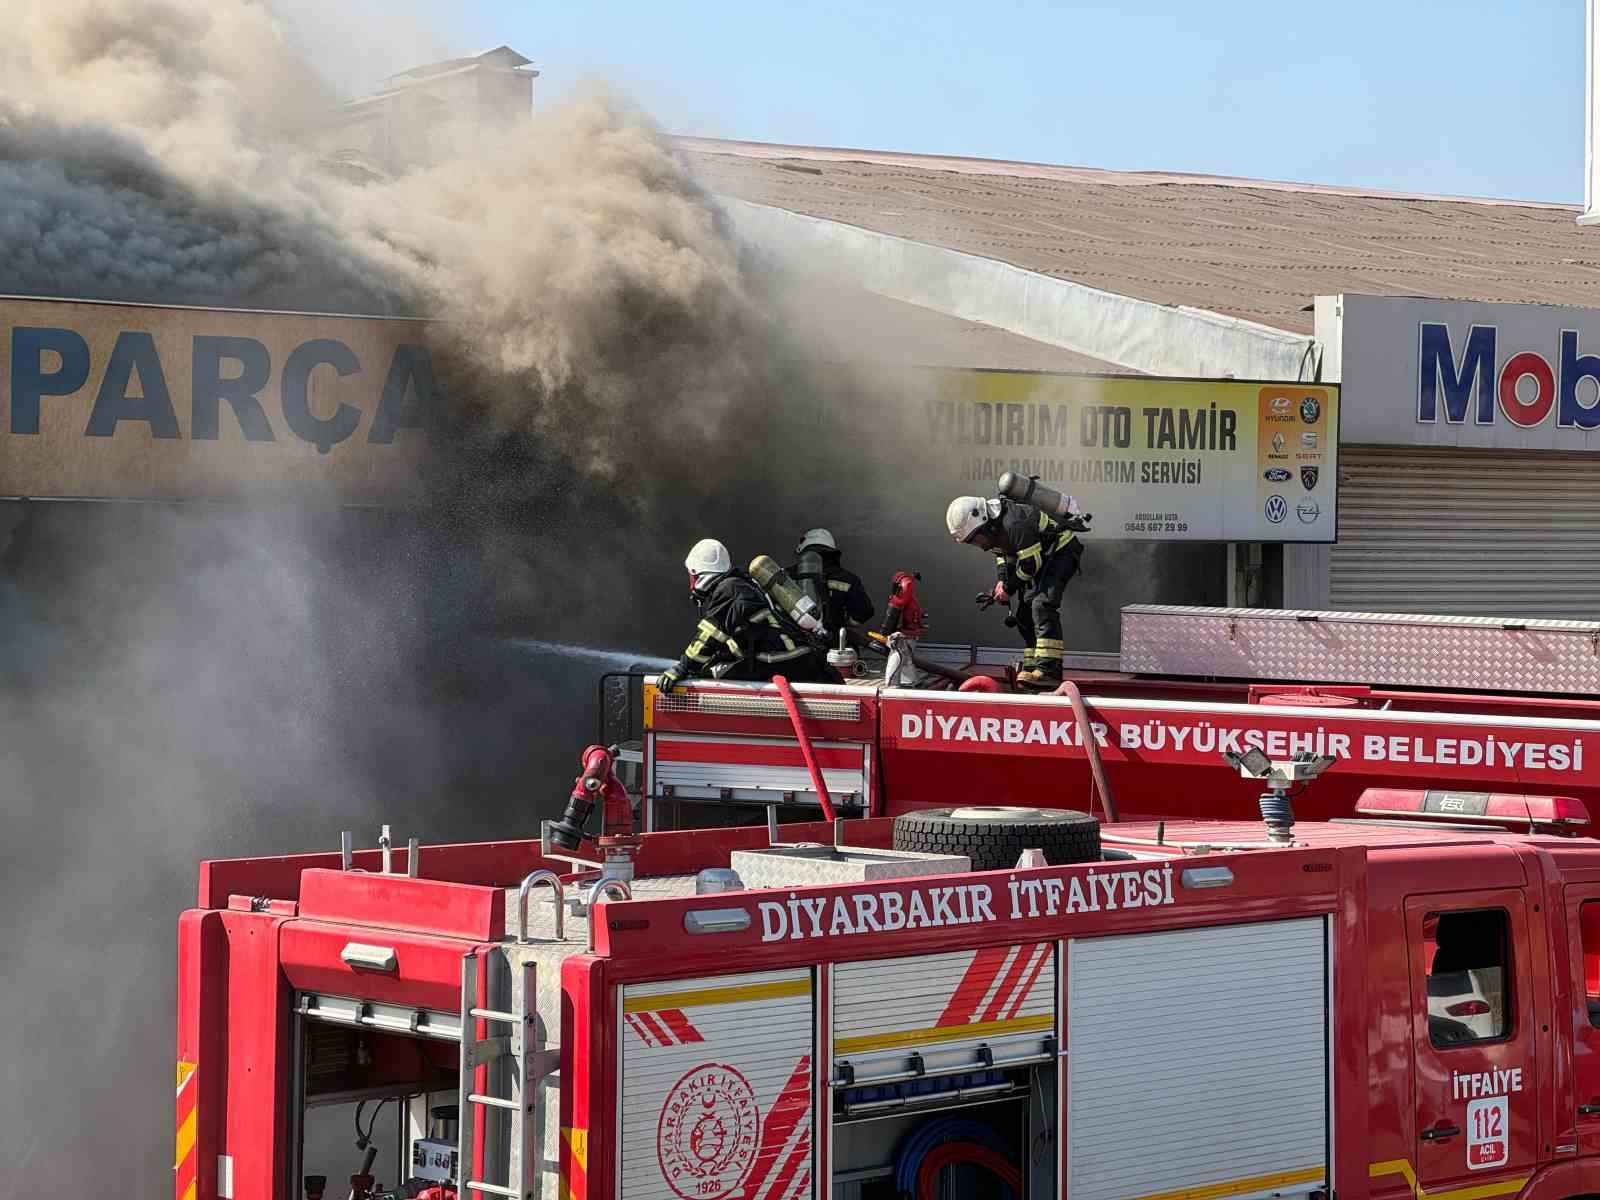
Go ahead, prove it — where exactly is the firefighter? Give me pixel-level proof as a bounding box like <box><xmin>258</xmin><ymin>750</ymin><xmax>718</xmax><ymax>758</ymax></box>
<box><xmin>946</xmin><ymin>494</ymin><xmax>1086</xmax><ymax>689</ymax></box>
<box><xmin>658</xmin><ymin>538</ymin><xmax>830</xmax><ymax>693</ymax></box>
<box><xmin>788</xmin><ymin>528</ymin><xmax>874</xmax><ymax>639</ymax></box>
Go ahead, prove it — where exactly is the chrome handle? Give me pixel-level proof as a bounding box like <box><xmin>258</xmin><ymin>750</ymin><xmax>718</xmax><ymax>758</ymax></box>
<box><xmin>517</xmin><ymin>870</ymin><xmax>565</xmax><ymax>943</ymax></box>
<box><xmin>586</xmin><ymin>879</ymin><xmax>632</xmax><ymax>952</ymax></box>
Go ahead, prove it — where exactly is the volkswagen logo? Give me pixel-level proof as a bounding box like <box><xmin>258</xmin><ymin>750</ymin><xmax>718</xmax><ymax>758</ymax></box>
<box><xmin>1265</xmin><ymin>495</ymin><xmax>1288</xmax><ymax>524</ymax></box>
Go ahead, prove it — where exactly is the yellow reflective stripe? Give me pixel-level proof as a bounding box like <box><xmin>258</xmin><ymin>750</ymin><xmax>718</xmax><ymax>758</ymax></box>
<box><xmin>1036</xmin><ymin>638</ymin><xmax>1065</xmax><ymax>649</ymax></box>
<box><xmin>753</xmin><ymin>610</ymin><xmax>781</xmax><ymax>626</ymax></box>
<box><xmin>685</xmin><ymin>643</ymin><xmax>713</xmax><ymax>664</ymax></box>
<box><xmin>1127</xmin><ymin>1165</ymin><xmax>1325</xmax><ymax>1200</ymax></box>
<box><xmin>828</xmin><ymin>579</ymin><xmax>852</xmax><ymax>591</ymax></box>
<box><xmin>1038</xmin><ymin>512</ymin><xmax>1052</xmax><ymax>532</ymax></box>
<box><xmin>1054</xmin><ymin>530</ymin><xmax>1076</xmax><ymax>552</ymax></box>
<box><xmin>696</xmin><ymin>619</ymin><xmax>721</xmax><ymax>638</ymax></box>
<box><xmin>563</xmin><ymin>1126</ymin><xmax>588</xmax><ymax>1170</ymax></box>
<box><xmin>835</xmin><ymin>1011</ymin><xmax>1053</xmax><ymax>1055</ymax></box>
<box><xmin>179</xmin><ymin>1184</ymin><xmax>196</xmax><ymax>1200</ymax></box>
<box><xmin>1368</xmin><ymin>1158</ymin><xmax>1529</xmax><ymax>1200</ymax></box>
<box><xmin>175</xmin><ymin>1109</ymin><xmax>196</xmax><ymax>1169</ymax></box>
<box><xmin>177</xmin><ymin>1061</ymin><xmax>196</xmax><ymax>1093</ymax></box>
<box><xmin>625</xmin><ymin>978</ymin><xmax>809</xmax><ymax>1013</ymax></box>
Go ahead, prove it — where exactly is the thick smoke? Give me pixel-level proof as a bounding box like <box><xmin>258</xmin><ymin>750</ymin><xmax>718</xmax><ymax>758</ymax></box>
<box><xmin>0</xmin><ymin>2</ymin><xmax>805</xmax><ymax>1195</ymax></box>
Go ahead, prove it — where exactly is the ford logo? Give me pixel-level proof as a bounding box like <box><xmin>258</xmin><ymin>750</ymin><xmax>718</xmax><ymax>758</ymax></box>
<box><xmin>1263</xmin><ymin>468</ymin><xmax>1291</xmax><ymax>482</ymax></box>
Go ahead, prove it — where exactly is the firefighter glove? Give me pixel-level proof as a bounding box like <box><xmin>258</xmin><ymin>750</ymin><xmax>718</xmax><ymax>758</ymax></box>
<box><xmin>993</xmin><ymin>581</ymin><xmax>1008</xmax><ymax>604</ymax></box>
<box><xmin>657</xmin><ymin>668</ymin><xmax>682</xmax><ymax>695</ymax></box>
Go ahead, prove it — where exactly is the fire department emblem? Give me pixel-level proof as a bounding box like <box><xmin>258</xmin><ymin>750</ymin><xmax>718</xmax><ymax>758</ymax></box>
<box><xmin>657</xmin><ymin>1063</ymin><xmax>759</xmax><ymax>1200</ymax></box>
<box><xmin>1300</xmin><ymin>465</ymin><xmax>1319</xmax><ymax>490</ymax></box>
<box><xmin>1300</xmin><ymin>395</ymin><xmax>1321</xmax><ymax>423</ymax></box>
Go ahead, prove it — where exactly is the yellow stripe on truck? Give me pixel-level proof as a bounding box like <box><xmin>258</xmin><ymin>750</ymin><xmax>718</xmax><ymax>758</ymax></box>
<box><xmin>1126</xmin><ymin>1165</ymin><xmax>1325</xmax><ymax>1200</ymax></box>
<box><xmin>175</xmin><ymin>1109</ymin><xmax>197</xmax><ymax>1170</ymax></box>
<box><xmin>624</xmin><ymin>978</ymin><xmax>809</xmax><ymax>1013</ymax></box>
<box><xmin>833</xmin><ymin>1011</ymin><xmax>1054</xmax><ymax>1056</ymax></box>
<box><xmin>1369</xmin><ymin>1159</ymin><xmax>1530</xmax><ymax>1200</ymax></box>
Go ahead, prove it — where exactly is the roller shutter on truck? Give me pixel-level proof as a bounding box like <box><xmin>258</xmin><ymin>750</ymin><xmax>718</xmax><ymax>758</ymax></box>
<box><xmin>621</xmin><ymin>968</ymin><xmax>814</xmax><ymax>1200</ymax></box>
<box><xmin>1067</xmin><ymin>917</ymin><xmax>1330</xmax><ymax>1200</ymax></box>
<box><xmin>832</xmin><ymin>942</ymin><xmax>1057</xmax><ymax>1084</ymax></box>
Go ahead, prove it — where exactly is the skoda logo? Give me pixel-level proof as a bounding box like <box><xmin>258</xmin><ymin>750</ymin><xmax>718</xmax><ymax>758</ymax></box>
<box><xmin>1300</xmin><ymin>396</ymin><xmax>1321</xmax><ymax>424</ymax></box>
<box><xmin>1265</xmin><ymin>495</ymin><xmax>1288</xmax><ymax>524</ymax></box>
<box><xmin>1297</xmin><ymin>499</ymin><xmax>1322</xmax><ymax>524</ymax></box>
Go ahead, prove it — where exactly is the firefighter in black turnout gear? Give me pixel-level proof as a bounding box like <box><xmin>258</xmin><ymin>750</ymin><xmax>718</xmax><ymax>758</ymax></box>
<box><xmin>658</xmin><ymin>538</ymin><xmax>829</xmax><ymax>693</ymax></box>
<box><xmin>947</xmin><ymin>492</ymin><xmax>1087</xmax><ymax>689</ymax></box>
<box><xmin>788</xmin><ymin>528</ymin><xmax>874</xmax><ymax>640</ymax></box>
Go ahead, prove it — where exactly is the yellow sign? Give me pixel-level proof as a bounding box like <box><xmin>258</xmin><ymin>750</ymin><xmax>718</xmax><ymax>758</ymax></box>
<box><xmin>914</xmin><ymin>370</ymin><xmax>1338</xmax><ymax>541</ymax></box>
<box><xmin>0</xmin><ymin>296</ymin><xmax>435</xmax><ymax>502</ymax></box>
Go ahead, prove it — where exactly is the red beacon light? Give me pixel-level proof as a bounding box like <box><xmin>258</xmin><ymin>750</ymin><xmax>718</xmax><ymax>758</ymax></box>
<box><xmin>1355</xmin><ymin>788</ymin><xmax>1591</xmax><ymax>835</ymax></box>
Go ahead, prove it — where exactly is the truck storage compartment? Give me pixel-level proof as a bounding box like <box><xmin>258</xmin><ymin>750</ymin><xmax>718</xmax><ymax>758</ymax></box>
<box><xmin>620</xmin><ymin>969</ymin><xmax>815</xmax><ymax>1200</ymax></box>
<box><xmin>831</xmin><ymin>943</ymin><xmax>1059</xmax><ymax>1199</ymax></box>
<box><xmin>1066</xmin><ymin>917</ymin><xmax>1330</xmax><ymax>1200</ymax></box>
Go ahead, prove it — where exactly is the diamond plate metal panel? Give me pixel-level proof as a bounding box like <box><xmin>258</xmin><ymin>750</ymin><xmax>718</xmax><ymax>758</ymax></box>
<box><xmin>1120</xmin><ymin>604</ymin><xmax>1600</xmax><ymax>694</ymax></box>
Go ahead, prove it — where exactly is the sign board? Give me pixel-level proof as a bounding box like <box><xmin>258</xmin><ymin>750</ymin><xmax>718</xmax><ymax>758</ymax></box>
<box><xmin>849</xmin><ymin>369</ymin><xmax>1338</xmax><ymax>542</ymax></box>
<box><xmin>1328</xmin><ymin>293</ymin><xmax>1600</xmax><ymax>450</ymax></box>
<box><xmin>0</xmin><ymin>296</ymin><xmax>436</xmax><ymax>502</ymax></box>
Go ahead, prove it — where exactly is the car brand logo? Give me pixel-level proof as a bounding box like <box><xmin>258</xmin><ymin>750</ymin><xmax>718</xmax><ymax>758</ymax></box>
<box><xmin>1300</xmin><ymin>431</ymin><xmax>1318</xmax><ymax>449</ymax></box>
<box><xmin>1300</xmin><ymin>465</ymin><xmax>1319</xmax><ymax>490</ymax></box>
<box><xmin>1272</xmin><ymin>432</ymin><xmax>1288</xmax><ymax>454</ymax></box>
<box><xmin>1264</xmin><ymin>468</ymin><xmax>1291</xmax><ymax>482</ymax></box>
<box><xmin>1265</xmin><ymin>495</ymin><xmax>1288</xmax><ymax>524</ymax></box>
<box><xmin>1300</xmin><ymin>396</ymin><xmax>1321</xmax><ymax>424</ymax></box>
<box><xmin>1297</xmin><ymin>499</ymin><xmax>1321</xmax><ymax>523</ymax></box>
<box><xmin>1270</xmin><ymin>395</ymin><xmax>1293</xmax><ymax>416</ymax></box>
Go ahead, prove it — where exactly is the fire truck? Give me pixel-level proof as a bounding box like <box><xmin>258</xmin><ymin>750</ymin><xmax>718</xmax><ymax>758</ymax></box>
<box><xmin>620</xmin><ymin>605</ymin><xmax>1600</xmax><ymax>833</ymax></box>
<box><xmin>180</xmin><ymin>735</ymin><xmax>1600</xmax><ymax>1200</ymax></box>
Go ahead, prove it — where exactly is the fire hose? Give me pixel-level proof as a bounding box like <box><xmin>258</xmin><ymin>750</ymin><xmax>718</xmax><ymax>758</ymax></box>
<box><xmin>772</xmin><ymin>674</ymin><xmax>839</xmax><ymax>823</ymax></box>
<box><xmin>843</xmin><ymin>624</ymin><xmax>972</xmax><ymax>688</ymax></box>
<box><xmin>1054</xmin><ymin>679</ymin><xmax>1119</xmax><ymax>823</ymax></box>
<box><xmin>895</xmin><ymin>1117</ymin><xmax>1019</xmax><ymax>1200</ymax></box>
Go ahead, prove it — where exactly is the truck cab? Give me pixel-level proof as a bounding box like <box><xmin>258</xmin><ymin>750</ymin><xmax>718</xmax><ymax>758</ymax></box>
<box><xmin>176</xmin><ymin>783</ymin><xmax>1600</xmax><ymax>1200</ymax></box>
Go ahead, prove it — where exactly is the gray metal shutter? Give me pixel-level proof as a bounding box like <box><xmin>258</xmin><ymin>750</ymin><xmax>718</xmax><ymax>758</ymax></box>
<box><xmin>621</xmin><ymin>969</ymin><xmax>814</xmax><ymax>1200</ymax></box>
<box><xmin>1067</xmin><ymin>918</ymin><xmax>1328</xmax><ymax>1200</ymax></box>
<box><xmin>1332</xmin><ymin>447</ymin><xmax>1600</xmax><ymax>618</ymax></box>
<box><xmin>833</xmin><ymin>943</ymin><xmax>1056</xmax><ymax>1084</ymax></box>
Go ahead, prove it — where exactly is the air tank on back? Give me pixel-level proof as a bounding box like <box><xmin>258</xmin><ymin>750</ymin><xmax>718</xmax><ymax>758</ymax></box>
<box><xmin>997</xmin><ymin>471</ymin><xmax>1083</xmax><ymax>519</ymax></box>
<box><xmin>748</xmin><ymin>555</ymin><xmax>825</xmax><ymax>635</ymax></box>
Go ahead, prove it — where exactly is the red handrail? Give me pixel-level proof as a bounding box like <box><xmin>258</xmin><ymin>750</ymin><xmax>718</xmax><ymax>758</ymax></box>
<box><xmin>772</xmin><ymin>675</ymin><xmax>839</xmax><ymax>823</ymax></box>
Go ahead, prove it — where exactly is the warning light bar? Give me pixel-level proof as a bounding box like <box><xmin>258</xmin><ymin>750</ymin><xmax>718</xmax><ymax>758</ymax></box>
<box><xmin>1355</xmin><ymin>789</ymin><xmax>1591</xmax><ymax>835</ymax></box>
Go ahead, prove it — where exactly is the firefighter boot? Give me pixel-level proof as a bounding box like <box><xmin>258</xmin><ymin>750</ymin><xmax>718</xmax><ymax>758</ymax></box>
<box><xmin>1015</xmin><ymin>660</ymin><xmax>1062</xmax><ymax>691</ymax></box>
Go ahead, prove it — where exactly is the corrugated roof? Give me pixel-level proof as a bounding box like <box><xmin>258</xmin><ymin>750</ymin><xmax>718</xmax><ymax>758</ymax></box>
<box><xmin>682</xmin><ymin>138</ymin><xmax>1600</xmax><ymax>336</ymax></box>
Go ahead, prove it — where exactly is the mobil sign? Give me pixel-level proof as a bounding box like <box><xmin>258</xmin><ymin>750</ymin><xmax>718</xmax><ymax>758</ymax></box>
<box><xmin>1323</xmin><ymin>294</ymin><xmax>1600</xmax><ymax>450</ymax></box>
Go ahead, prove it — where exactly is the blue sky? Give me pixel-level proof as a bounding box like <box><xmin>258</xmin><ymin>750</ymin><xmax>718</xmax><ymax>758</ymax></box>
<box><xmin>441</xmin><ymin>0</ymin><xmax>1584</xmax><ymax>202</ymax></box>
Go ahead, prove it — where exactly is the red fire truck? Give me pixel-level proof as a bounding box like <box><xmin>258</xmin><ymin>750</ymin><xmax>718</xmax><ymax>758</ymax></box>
<box><xmin>624</xmin><ymin>606</ymin><xmax>1600</xmax><ymax>832</ymax></box>
<box><xmin>179</xmin><ymin>738</ymin><xmax>1600</xmax><ymax>1200</ymax></box>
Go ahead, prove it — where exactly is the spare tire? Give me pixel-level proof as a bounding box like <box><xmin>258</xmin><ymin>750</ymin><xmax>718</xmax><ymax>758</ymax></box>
<box><xmin>893</xmin><ymin>806</ymin><xmax>1101</xmax><ymax>871</ymax></box>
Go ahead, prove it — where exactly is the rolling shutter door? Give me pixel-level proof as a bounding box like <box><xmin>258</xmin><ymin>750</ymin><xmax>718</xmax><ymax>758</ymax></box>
<box><xmin>833</xmin><ymin>943</ymin><xmax>1055</xmax><ymax>1084</ymax></box>
<box><xmin>1332</xmin><ymin>448</ymin><xmax>1600</xmax><ymax>618</ymax></box>
<box><xmin>1067</xmin><ymin>918</ymin><xmax>1328</xmax><ymax>1200</ymax></box>
<box><xmin>621</xmin><ymin>969</ymin><xmax>814</xmax><ymax>1200</ymax></box>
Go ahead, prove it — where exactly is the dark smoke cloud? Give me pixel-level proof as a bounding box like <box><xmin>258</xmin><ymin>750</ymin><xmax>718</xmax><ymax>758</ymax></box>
<box><xmin>0</xmin><ymin>104</ymin><xmax>420</xmax><ymax>311</ymax></box>
<box><xmin>0</xmin><ymin>4</ymin><xmax>819</xmax><ymax>1196</ymax></box>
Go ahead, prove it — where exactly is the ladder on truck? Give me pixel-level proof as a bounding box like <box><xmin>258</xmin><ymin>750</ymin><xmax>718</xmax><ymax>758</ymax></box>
<box><xmin>459</xmin><ymin>948</ymin><xmax>559</xmax><ymax>1200</ymax></box>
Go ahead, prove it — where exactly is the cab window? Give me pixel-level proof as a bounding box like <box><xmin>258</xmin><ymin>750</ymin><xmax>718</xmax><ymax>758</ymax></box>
<box><xmin>1581</xmin><ymin>901</ymin><xmax>1600</xmax><ymax>1028</ymax></box>
<box><xmin>1424</xmin><ymin>909</ymin><xmax>1510</xmax><ymax>1047</ymax></box>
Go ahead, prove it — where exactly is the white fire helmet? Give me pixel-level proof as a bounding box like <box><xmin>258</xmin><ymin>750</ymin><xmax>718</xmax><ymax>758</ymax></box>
<box><xmin>946</xmin><ymin>496</ymin><xmax>1000</xmax><ymax>544</ymax></box>
<box><xmin>684</xmin><ymin>538</ymin><xmax>732</xmax><ymax>577</ymax></box>
<box><xmin>795</xmin><ymin>528</ymin><xmax>837</xmax><ymax>555</ymax></box>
